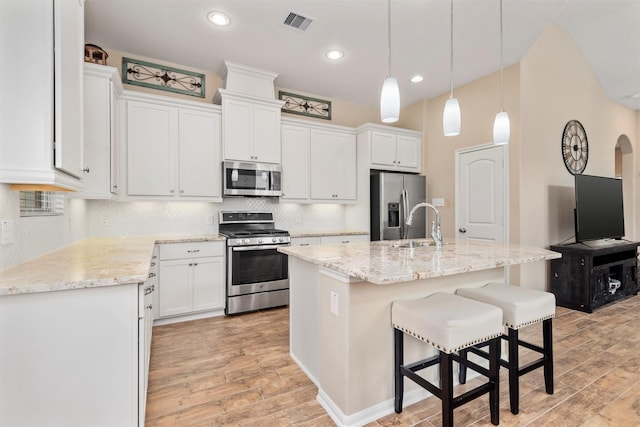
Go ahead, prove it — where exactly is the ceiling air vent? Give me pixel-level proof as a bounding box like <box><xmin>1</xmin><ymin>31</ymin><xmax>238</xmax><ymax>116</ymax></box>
<box><xmin>283</xmin><ymin>12</ymin><xmax>313</xmax><ymax>31</ymax></box>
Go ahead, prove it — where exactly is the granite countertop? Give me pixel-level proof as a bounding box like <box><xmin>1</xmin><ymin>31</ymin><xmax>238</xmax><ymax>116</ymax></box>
<box><xmin>0</xmin><ymin>235</ymin><xmax>225</xmax><ymax>296</ymax></box>
<box><xmin>289</xmin><ymin>230</ymin><xmax>369</xmax><ymax>238</ymax></box>
<box><xmin>279</xmin><ymin>239</ymin><xmax>561</xmax><ymax>285</ymax></box>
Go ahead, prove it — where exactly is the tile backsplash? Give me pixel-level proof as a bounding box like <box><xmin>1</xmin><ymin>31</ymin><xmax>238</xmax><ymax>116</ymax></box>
<box><xmin>88</xmin><ymin>198</ymin><xmax>347</xmax><ymax>237</ymax></box>
<box><xmin>1</xmin><ymin>182</ymin><xmax>350</xmax><ymax>269</ymax></box>
<box><xmin>0</xmin><ymin>185</ymin><xmax>88</xmax><ymax>269</ymax></box>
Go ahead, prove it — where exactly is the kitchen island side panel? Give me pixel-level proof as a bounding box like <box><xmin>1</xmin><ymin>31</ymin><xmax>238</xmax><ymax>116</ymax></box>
<box><xmin>289</xmin><ymin>259</ymin><xmax>503</xmax><ymax>423</ymax></box>
<box><xmin>0</xmin><ymin>284</ymin><xmax>139</xmax><ymax>427</ymax></box>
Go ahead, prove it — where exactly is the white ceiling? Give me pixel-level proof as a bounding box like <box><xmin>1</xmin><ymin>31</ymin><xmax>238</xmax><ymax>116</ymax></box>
<box><xmin>84</xmin><ymin>0</ymin><xmax>640</xmax><ymax>111</ymax></box>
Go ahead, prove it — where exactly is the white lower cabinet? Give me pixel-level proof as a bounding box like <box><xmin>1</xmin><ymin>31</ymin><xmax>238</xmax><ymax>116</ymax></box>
<box><xmin>291</xmin><ymin>234</ymin><xmax>369</xmax><ymax>247</ymax></box>
<box><xmin>320</xmin><ymin>234</ymin><xmax>369</xmax><ymax>244</ymax></box>
<box><xmin>157</xmin><ymin>241</ymin><xmax>225</xmax><ymax>319</ymax></box>
<box><xmin>0</xmin><ymin>281</ymin><xmax>153</xmax><ymax>427</ymax></box>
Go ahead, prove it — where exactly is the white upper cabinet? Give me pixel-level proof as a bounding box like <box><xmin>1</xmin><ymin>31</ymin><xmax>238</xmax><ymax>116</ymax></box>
<box><xmin>0</xmin><ymin>0</ymin><xmax>84</xmax><ymax>190</ymax></box>
<box><xmin>281</xmin><ymin>117</ymin><xmax>357</xmax><ymax>203</ymax></box>
<box><xmin>281</xmin><ymin>124</ymin><xmax>311</xmax><ymax>200</ymax></box>
<box><xmin>71</xmin><ymin>64</ymin><xmax>123</xmax><ymax>199</ymax></box>
<box><xmin>178</xmin><ymin>109</ymin><xmax>221</xmax><ymax>198</ymax></box>
<box><xmin>218</xmin><ymin>89</ymin><xmax>283</xmax><ymax>164</ymax></box>
<box><xmin>358</xmin><ymin>123</ymin><xmax>422</xmax><ymax>173</ymax></box>
<box><xmin>310</xmin><ymin>128</ymin><xmax>357</xmax><ymax>201</ymax></box>
<box><xmin>123</xmin><ymin>92</ymin><xmax>222</xmax><ymax>201</ymax></box>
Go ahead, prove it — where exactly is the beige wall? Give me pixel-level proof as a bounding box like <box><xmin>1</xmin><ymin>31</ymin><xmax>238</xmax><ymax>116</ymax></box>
<box><xmin>518</xmin><ymin>24</ymin><xmax>637</xmax><ymax>289</ymax></box>
<box><xmin>398</xmin><ymin>24</ymin><xmax>638</xmax><ymax>291</ymax></box>
<box><xmin>397</xmin><ymin>63</ymin><xmax>521</xmax><ymax>243</ymax></box>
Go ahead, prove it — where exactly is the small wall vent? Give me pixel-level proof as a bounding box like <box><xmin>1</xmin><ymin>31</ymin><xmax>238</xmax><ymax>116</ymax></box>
<box><xmin>283</xmin><ymin>12</ymin><xmax>313</xmax><ymax>31</ymax></box>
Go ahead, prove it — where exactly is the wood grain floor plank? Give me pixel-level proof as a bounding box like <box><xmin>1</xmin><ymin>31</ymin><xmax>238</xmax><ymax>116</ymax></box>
<box><xmin>146</xmin><ymin>295</ymin><xmax>640</xmax><ymax>426</ymax></box>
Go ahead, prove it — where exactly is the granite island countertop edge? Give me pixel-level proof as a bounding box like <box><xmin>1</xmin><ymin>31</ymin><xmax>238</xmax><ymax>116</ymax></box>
<box><xmin>279</xmin><ymin>240</ymin><xmax>562</xmax><ymax>285</ymax></box>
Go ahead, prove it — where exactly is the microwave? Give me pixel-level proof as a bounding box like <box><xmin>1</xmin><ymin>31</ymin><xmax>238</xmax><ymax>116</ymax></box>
<box><xmin>222</xmin><ymin>161</ymin><xmax>282</xmax><ymax>197</ymax></box>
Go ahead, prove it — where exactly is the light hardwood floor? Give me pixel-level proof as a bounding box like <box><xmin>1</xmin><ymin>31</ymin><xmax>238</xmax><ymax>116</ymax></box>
<box><xmin>146</xmin><ymin>294</ymin><xmax>640</xmax><ymax>426</ymax></box>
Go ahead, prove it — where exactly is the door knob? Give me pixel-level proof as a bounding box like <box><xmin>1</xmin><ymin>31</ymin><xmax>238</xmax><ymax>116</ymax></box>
<box><xmin>459</xmin><ymin>228</ymin><xmax>467</xmax><ymax>233</ymax></box>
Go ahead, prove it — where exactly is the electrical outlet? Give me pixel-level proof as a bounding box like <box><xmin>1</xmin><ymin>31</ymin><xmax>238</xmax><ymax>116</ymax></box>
<box><xmin>330</xmin><ymin>291</ymin><xmax>339</xmax><ymax>316</ymax></box>
<box><xmin>100</xmin><ymin>215</ymin><xmax>109</xmax><ymax>226</ymax></box>
<box><xmin>2</xmin><ymin>220</ymin><xmax>15</xmax><ymax>245</ymax></box>
<box><xmin>432</xmin><ymin>198</ymin><xmax>445</xmax><ymax>207</ymax></box>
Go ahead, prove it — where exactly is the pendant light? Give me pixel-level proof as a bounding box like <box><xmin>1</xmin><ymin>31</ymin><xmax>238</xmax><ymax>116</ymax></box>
<box><xmin>443</xmin><ymin>0</ymin><xmax>461</xmax><ymax>136</ymax></box>
<box><xmin>380</xmin><ymin>0</ymin><xmax>400</xmax><ymax>123</ymax></box>
<box><xmin>493</xmin><ymin>0</ymin><xmax>510</xmax><ymax>145</ymax></box>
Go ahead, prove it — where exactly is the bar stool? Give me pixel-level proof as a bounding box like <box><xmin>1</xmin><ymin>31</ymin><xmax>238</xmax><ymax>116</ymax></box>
<box><xmin>392</xmin><ymin>292</ymin><xmax>503</xmax><ymax>427</ymax></box>
<box><xmin>456</xmin><ymin>283</ymin><xmax>555</xmax><ymax>415</ymax></box>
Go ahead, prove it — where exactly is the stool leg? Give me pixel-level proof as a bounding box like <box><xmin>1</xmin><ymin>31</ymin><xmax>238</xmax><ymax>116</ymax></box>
<box><xmin>441</xmin><ymin>351</ymin><xmax>454</xmax><ymax>427</ymax></box>
<box><xmin>489</xmin><ymin>337</ymin><xmax>500</xmax><ymax>426</ymax></box>
<box><xmin>508</xmin><ymin>327</ymin><xmax>519</xmax><ymax>415</ymax></box>
<box><xmin>394</xmin><ymin>328</ymin><xmax>404</xmax><ymax>413</ymax></box>
<box><xmin>543</xmin><ymin>318</ymin><xmax>554</xmax><ymax>395</ymax></box>
<box><xmin>458</xmin><ymin>348</ymin><xmax>468</xmax><ymax>384</ymax></box>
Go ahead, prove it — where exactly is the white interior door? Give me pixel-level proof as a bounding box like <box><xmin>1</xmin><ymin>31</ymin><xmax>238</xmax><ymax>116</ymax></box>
<box><xmin>456</xmin><ymin>145</ymin><xmax>506</xmax><ymax>242</ymax></box>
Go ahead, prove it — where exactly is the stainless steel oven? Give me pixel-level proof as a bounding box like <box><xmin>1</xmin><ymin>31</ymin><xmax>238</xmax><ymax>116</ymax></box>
<box><xmin>219</xmin><ymin>211</ymin><xmax>289</xmax><ymax>314</ymax></box>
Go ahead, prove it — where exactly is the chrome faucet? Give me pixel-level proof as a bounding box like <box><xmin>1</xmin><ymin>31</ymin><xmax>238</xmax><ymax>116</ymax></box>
<box><xmin>406</xmin><ymin>202</ymin><xmax>442</xmax><ymax>249</ymax></box>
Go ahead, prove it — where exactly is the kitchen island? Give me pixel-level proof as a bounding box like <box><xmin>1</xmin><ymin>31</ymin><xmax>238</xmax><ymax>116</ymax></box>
<box><xmin>279</xmin><ymin>239</ymin><xmax>561</xmax><ymax>427</ymax></box>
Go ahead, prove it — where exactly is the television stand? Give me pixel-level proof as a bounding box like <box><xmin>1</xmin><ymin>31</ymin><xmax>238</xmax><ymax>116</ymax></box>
<box><xmin>550</xmin><ymin>240</ymin><xmax>639</xmax><ymax>313</ymax></box>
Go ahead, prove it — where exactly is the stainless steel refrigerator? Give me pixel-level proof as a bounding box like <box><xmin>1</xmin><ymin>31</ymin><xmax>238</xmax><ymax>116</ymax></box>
<box><xmin>370</xmin><ymin>171</ymin><xmax>427</xmax><ymax>241</ymax></box>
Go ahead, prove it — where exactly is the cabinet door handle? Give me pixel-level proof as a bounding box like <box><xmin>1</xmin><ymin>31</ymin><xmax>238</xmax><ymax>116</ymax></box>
<box><xmin>150</xmin><ymin>262</ymin><xmax>156</xmax><ymax>267</ymax></box>
<box><xmin>144</xmin><ymin>287</ymin><xmax>153</xmax><ymax>295</ymax></box>
<box><xmin>112</xmin><ymin>184</ymin><xmax>118</xmax><ymax>189</ymax></box>
<box><xmin>187</xmin><ymin>249</ymin><xmax>200</xmax><ymax>253</ymax></box>
<box><xmin>193</xmin><ymin>262</ymin><xmax>198</xmax><ymax>266</ymax></box>
<box><xmin>146</xmin><ymin>304</ymin><xmax>153</xmax><ymax>310</ymax></box>
<box><xmin>459</xmin><ymin>228</ymin><xmax>467</xmax><ymax>233</ymax></box>
<box><xmin>300</xmin><ymin>243</ymin><xmax>310</xmax><ymax>246</ymax></box>
<box><xmin>341</xmin><ymin>240</ymin><xmax>350</xmax><ymax>244</ymax></box>
<box><xmin>82</xmin><ymin>167</ymin><xmax>90</xmax><ymax>173</ymax></box>
<box><xmin>148</xmin><ymin>272</ymin><xmax>156</xmax><ymax>278</ymax></box>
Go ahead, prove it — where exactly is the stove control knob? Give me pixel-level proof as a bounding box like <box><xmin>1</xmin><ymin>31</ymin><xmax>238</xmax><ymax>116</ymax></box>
<box><xmin>279</xmin><ymin>237</ymin><xmax>284</xmax><ymax>243</ymax></box>
<box><xmin>272</xmin><ymin>237</ymin><xmax>277</xmax><ymax>243</ymax></box>
<box><xmin>243</xmin><ymin>239</ymin><xmax>250</xmax><ymax>244</ymax></box>
<box><xmin>258</xmin><ymin>239</ymin><xmax>263</xmax><ymax>244</ymax></box>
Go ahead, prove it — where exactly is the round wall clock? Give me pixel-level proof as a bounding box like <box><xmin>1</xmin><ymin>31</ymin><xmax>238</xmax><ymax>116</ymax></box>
<box><xmin>561</xmin><ymin>119</ymin><xmax>589</xmax><ymax>175</ymax></box>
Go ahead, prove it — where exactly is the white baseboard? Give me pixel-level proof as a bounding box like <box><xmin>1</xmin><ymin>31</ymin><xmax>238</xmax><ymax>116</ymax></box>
<box><xmin>152</xmin><ymin>308</ymin><xmax>224</xmax><ymax>326</ymax></box>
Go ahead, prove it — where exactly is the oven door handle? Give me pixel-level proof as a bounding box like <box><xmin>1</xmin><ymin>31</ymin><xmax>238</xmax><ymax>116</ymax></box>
<box><xmin>231</xmin><ymin>244</ymin><xmax>290</xmax><ymax>251</ymax></box>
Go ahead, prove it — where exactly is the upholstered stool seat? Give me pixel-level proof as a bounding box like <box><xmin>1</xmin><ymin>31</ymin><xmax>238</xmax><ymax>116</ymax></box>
<box><xmin>392</xmin><ymin>292</ymin><xmax>503</xmax><ymax>427</ymax></box>
<box><xmin>456</xmin><ymin>283</ymin><xmax>556</xmax><ymax>415</ymax></box>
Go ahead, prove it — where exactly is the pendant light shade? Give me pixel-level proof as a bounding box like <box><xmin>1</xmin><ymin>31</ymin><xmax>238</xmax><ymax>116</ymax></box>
<box><xmin>493</xmin><ymin>111</ymin><xmax>510</xmax><ymax>145</ymax></box>
<box><xmin>494</xmin><ymin>0</ymin><xmax>509</xmax><ymax>145</ymax></box>
<box><xmin>443</xmin><ymin>0</ymin><xmax>460</xmax><ymax>136</ymax></box>
<box><xmin>380</xmin><ymin>0</ymin><xmax>399</xmax><ymax>123</ymax></box>
<box><xmin>381</xmin><ymin>77</ymin><xmax>400</xmax><ymax>123</ymax></box>
<box><xmin>443</xmin><ymin>98</ymin><xmax>461</xmax><ymax>136</ymax></box>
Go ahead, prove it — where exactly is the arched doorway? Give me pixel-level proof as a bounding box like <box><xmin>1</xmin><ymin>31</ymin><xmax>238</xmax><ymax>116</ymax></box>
<box><xmin>616</xmin><ymin>135</ymin><xmax>634</xmax><ymax>239</ymax></box>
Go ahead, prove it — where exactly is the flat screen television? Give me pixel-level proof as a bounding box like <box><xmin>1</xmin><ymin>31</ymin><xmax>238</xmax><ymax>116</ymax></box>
<box><xmin>574</xmin><ymin>174</ymin><xmax>625</xmax><ymax>242</ymax></box>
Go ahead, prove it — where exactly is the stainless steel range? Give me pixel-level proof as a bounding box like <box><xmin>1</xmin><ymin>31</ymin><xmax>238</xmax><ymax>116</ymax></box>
<box><xmin>219</xmin><ymin>211</ymin><xmax>290</xmax><ymax>315</ymax></box>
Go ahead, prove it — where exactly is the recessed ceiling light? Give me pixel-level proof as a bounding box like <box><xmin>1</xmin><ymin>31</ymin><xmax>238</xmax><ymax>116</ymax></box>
<box><xmin>208</xmin><ymin>11</ymin><xmax>230</xmax><ymax>26</ymax></box>
<box><xmin>410</xmin><ymin>75</ymin><xmax>424</xmax><ymax>83</ymax></box>
<box><xmin>325</xmin><ymin>50</ymin><xmax>344</xmax><ymax>61</ymax></box>
<box><xmin>630</xmin><ymin>93</ymin><xmax>640</xmax><ymax>99</ymax></box>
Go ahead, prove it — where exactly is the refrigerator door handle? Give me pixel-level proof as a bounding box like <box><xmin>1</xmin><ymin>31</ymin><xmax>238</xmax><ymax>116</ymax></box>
<box><xmin>401</xmin><ymin>189</ymin><xmax>409</xmax><ymax>239</ymax></box>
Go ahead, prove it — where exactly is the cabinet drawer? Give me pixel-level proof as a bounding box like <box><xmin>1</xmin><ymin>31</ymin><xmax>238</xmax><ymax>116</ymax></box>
<box><xmin>291</xmin><ymin>237</ymin><xmax>321</xmax><ymax>247</ymax></box>
<box><xmin>159</xmin><ymin>241</ymin><xmax>224</xmax><ymax>260</ymax></box>
<box><xmin>320</xmin><ymin>234</ymin><xmax>369</xmax><ymax>244</ymax></box>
